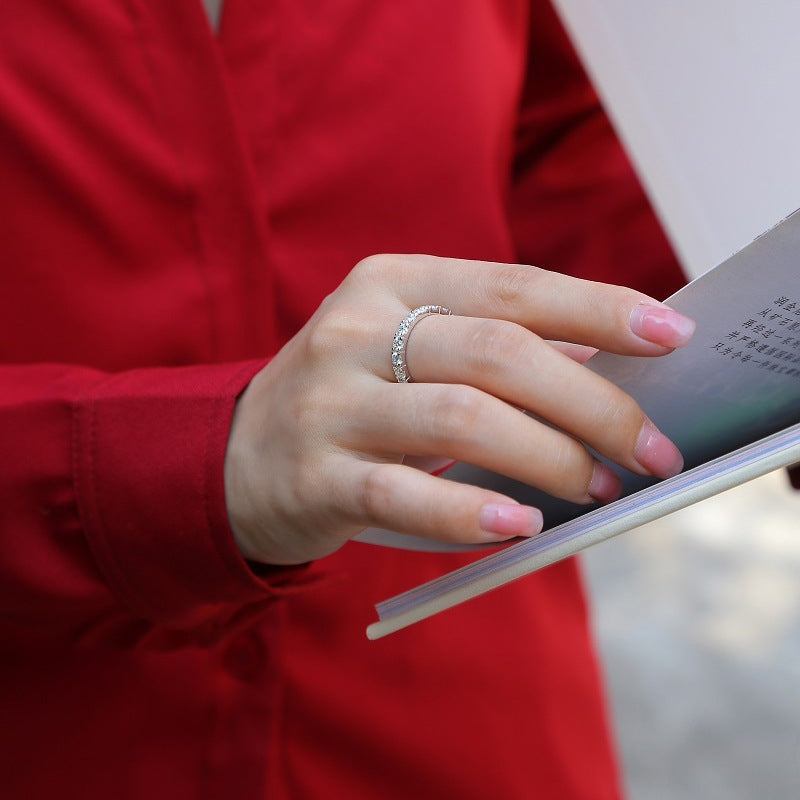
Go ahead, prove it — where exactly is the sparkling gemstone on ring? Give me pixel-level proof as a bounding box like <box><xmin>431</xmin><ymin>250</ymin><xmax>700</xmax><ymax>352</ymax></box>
<box><xmin>391</xmin><ymin>304</ymin><xmax>452</xmax><ymax>382</ymax></box>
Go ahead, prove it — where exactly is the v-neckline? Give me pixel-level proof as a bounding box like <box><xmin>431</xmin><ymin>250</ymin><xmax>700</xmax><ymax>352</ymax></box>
<box><xmin>200</xmin><ymin>0</ymin><xmax>223</xmax><ymax>33</ymax></box>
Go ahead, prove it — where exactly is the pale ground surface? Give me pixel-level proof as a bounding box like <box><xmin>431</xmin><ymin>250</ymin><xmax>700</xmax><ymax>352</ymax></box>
<box><xmin>582</xmin><ymin>470</ymin><xmax>800</xmax><ymax>800</ymax></box>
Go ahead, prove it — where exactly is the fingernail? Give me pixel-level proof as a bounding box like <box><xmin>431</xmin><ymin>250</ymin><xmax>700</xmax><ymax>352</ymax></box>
<box><xmin>479</xmin><ymin>503</ymin><xmax>543</xmax><ymax>540</ymax></box>
<box><xmin>587</xmin><ymin>462</ymin><xmax>622</xmax><ymax>504</ymax></box>
<box><xmin>630</xmin><ymin>302</ymin><xmax>696</xmax><ymax>348</ymax></box>
<box><xmin>634</xmin><ymin>420</ymin><xmax>684</xmax><ymax>478</ymax></box>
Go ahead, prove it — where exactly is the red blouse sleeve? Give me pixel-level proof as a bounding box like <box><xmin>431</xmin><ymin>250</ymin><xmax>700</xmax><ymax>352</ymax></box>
<box><xmin>0</xmin><ymin>359</ymin><xmax>307</xmax><ymax>649</ymax></box>
<box><xmin>510</xmin><ymin>0</ymin><xmax>686</xmax><ymax>301</ymax></box>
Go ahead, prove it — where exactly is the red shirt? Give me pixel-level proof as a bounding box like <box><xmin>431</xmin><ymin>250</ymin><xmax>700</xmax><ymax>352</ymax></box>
<box><xmin>0</xmin><ymin>1</ymin><xmax>683</xmax><ymax>797</ymax></box>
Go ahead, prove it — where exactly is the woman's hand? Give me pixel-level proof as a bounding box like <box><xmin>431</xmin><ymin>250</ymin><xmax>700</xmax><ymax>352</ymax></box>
<box><xmin>224</xmin><ymin>254</ymin><xmax>695</xmax><ymax>565</ymax></box>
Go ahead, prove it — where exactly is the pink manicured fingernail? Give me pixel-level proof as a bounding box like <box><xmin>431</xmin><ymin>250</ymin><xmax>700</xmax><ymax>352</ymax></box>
<box><xmin>587</xmin><ymin>462</ymin><xmax>622</xmax><ymax>504</ymax></box>
<box><xmin>479</xmin><ymin>503</ymin><xmax>543</xmax><ymax>540</ymax></box>
<box><xmin>630</xmin><ymin>303</ymin><xmax>696</xmax><ymax>348</ymax></box>
<box><xmin>634</xmin><ymin>420</ymin><xmax>684</xmax><ymax>478</ymax></box>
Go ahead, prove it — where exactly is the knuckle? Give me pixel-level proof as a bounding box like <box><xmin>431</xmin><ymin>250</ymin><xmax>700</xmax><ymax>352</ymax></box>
<box><xmin>548</xmin><ymin>438</ymin><xmax>595</xmax><ymax>497</ymax></box>
<box><xmin>352</xmin><ymin>254</ymin><xmax>386</xmax><ymax>281</ymax></box>
<box><xmin>583</xmin><ymin>284</ymin><xmax>647</xmax><ymax>337</ymax></box>
<box><xmin>357</xmin><ymin>465</ymin><xmax>394</xmax><ymax>524</ymax></box>
<box><xmin>351</xmin><ymin>253</ymin><xmax>409</xmax><ymax>284</ymax></box>
<box><xmin>490</xmin><ymin>263</ymin><xmax>539</xmax><ymax>308</ymax></box>
<box><xmin>426</xmin><ymin>384</ymin><xmax>485</xmax><ymax>445</ymax></box>
<box><xmin>464</xmin><ymin>319</ymin><xmax>527</xmax><ymax>378</ymax></box>
<box><xmin>609</xmin><ymin>287</ymin><xmax>645</xmax><ymax>330</ymax></box>
<box><xmin>302</xmin><ymin>303</ymin><xmax>353</xmax><ymax>364</ymax></box>
<box><xmin>303</xmin><ymin>319</ymin><xmax>336</xmax><ymax>364</ymax></box>
<box><xmin>596</xmin><ymin>388</ymin><xmax>644</xmax><ymax>432</ymax></box>
<box><xmin>585</xmin><ymin>385</ymin><xmax>648</xmax><ymax>462</ymax></box>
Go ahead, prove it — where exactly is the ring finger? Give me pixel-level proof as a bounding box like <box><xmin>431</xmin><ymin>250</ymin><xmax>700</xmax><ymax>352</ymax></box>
<box><xmin>346</xmin><ymin>380</ymin><xmax>621</xmax><ymax>505</ymax></box>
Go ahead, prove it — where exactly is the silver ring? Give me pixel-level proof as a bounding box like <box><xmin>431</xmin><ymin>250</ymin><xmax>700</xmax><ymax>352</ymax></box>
<box><xmin>391</xmin><ymin>304</ymin><xmax>452</xmax><ymax>382</ymax></box>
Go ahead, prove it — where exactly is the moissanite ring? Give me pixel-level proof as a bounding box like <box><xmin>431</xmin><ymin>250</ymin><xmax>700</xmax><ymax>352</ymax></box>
<box><xmin>391</xmin><ymin>304</ymin><xmax>452</xmax><ymax>383</ymax></box>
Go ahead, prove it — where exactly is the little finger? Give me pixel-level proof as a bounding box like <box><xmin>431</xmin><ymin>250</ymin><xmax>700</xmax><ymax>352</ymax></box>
<box><xmin>347</xmin><ymin>460</ymin><xmax>544</xmax><ymax>544</ymax></box>
<box><xmin>344</xmin><ymin>382</ymin><xmax>622</xmax><ymax>505</ymax></box>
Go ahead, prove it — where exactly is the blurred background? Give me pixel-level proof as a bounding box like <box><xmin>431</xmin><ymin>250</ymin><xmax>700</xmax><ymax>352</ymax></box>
<box><xmin>548</xmin><ymin>4</ymin><xmax>800</xmax><ymax>796</ymax></box>
<box><xmin>583</xmin><ymin>470</ymin><xmax>800</xmax><ymax>799</ymax></box>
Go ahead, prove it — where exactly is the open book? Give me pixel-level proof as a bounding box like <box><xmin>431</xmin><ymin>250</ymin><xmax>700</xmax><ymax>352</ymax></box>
<box><xmin>367</xmin><ymin>208</ymin><xmax>800</xmax><ymax>639</ymax></box>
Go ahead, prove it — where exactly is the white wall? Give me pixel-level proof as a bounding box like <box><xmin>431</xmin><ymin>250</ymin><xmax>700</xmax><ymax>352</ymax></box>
<box><xmin>552</xmin><ymin>0</ymin><xmax>800</xmax><ymax>277</ymax></box>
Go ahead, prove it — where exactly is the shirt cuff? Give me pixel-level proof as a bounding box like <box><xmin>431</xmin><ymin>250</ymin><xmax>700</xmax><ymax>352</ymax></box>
<box><xmin>72</xmin><ymin>360</ymin><xmax>310</xmax><ymax>628</ymax></box>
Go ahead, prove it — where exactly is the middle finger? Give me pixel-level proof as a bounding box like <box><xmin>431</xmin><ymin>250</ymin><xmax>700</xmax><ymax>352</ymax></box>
<box><xmin>404</xmin><ymin>313</ymin><xmax>683</xmax><ymax>479</ymax></box>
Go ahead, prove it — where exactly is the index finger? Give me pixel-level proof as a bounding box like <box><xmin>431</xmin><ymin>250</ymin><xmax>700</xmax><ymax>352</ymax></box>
<box><xmin>362</xmin><ymin>254</ymin><xmax>695</xmax><ymax>356</ymax></box>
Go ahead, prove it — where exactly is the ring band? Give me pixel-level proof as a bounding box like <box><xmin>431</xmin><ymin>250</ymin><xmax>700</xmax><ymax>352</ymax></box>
<box><xmin>391</xmin><ymin>304</ymin><xmax>452</xmax><ymax>382</ymax></box>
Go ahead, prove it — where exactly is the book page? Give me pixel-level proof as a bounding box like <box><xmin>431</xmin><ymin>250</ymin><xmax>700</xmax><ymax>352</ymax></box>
<box><xmin>550</xmin><ymin>0</ymin><xmax>800</xmax><ymax>278</ymax></box>
<box><xmin>588</xmin><ymin>209</ymin><xmax>800</xmax><ymax>477</ymax></box>
<box><xmin>367</xmin><ymin>209</ymin><xmax>800</xmax><ymax>636</ymax></box>
<box><xmin>368</xmin><ymin>422</ymin><xmax>800</xmax><ymax>638</ymax></box>
<box><xmin>446</xmin><ymin>209</ymin><xmax>800</xmax><ymax>524</ymax></box>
